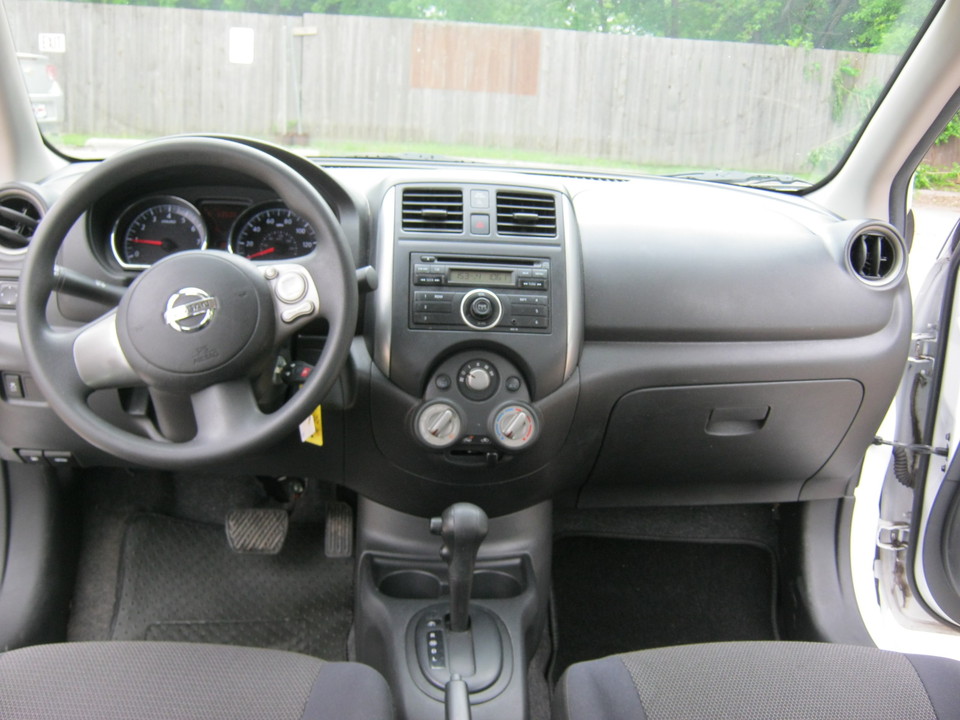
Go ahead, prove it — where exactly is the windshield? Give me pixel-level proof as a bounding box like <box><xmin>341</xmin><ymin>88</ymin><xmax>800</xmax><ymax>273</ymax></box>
<box><xmin>4</xmin><ymin>0</ymin><xmax>940</xmax><ymax>186</ymax></box>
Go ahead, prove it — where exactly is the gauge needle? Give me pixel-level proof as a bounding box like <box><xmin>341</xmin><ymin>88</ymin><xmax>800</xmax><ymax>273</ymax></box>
<box><xmin>247</xmin><ymin>247</ymin><xmax>276</xmax><ymax>259</ymax></box>
<box><xmin>130</xmin><ymin>238</ymin><xmax>164</xmax><ymax>246</ymax></box>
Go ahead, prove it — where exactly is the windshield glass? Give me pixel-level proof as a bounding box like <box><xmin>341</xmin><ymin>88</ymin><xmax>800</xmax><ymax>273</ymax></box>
<box><xmin>4</xmin><ymin>0</ymin><xmax>940</xmax><ymax>186</ymax></box>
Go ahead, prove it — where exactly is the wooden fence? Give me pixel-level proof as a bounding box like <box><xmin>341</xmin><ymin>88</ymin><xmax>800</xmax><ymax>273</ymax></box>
<box><xmin>7</xmin><ymin>0</ymin><xmax>900</xmax><ymax>173</ymax></box>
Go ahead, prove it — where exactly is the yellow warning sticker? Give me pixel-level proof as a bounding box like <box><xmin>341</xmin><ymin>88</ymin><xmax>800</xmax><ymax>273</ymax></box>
<box><xmin>298</xmin><ymin>406</ymin><xmax>324</xmax><ymax>446</ymax></box>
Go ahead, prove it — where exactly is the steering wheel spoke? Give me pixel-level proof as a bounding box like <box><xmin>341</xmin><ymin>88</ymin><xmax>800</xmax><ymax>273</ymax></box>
<box><xmin>73</xmin><ymin>311</ymin><xmax>141</xmax><ymax>390</ymax></box>
<box><xmin>189</xmin><ymin>378</ymin><xmax>264</xmax><ymax>444</ymax></box>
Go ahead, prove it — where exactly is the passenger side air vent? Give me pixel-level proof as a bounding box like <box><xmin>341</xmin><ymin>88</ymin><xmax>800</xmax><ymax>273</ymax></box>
<box><xmin>402</xmin><ymin>188</ymin><xmax>464</xmax><ymax>233</ymax></box>
<box><xmin>847</xmin><ymin>227</ymin><xmax>904</xmax><ymax>286</ymax></box>
<box><xmin>496</xmin><ymin>191</ymin><xmax>557</xmax><ymax>237</ymax></box>
<box><xmin>0</xmin><ymin>186</ymin><xmax>44</xmax><ymax>254</ymax></box>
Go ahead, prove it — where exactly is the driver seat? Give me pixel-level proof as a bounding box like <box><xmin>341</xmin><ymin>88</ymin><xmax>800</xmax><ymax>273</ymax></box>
<box><xmin>0</xmin><ymin>641</ymin><xmax>394</xmax><ymax>719</ymax></box>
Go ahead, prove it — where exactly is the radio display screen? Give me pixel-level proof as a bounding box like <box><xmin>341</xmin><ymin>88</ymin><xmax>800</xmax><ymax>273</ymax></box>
<box><xmin>448</xmin><ymin>268</ymin><xmax>515</xmax><ymax>287</ymax></box>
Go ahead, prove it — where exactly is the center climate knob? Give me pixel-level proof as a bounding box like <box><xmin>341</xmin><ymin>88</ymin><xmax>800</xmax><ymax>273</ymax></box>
<box><xmin>460</xmin><ymin>289</ymin><xmax>503</xmax><ymax>330</ymax></box>
<box><xmin>466</xmin><ymin>367</ymin><xmax>490</xmax><ymax>392</ymax></box>
<box><xmin>458</xmin><ymin>359</ymin><xmax>499</xmax><ymax>401</ymax></box>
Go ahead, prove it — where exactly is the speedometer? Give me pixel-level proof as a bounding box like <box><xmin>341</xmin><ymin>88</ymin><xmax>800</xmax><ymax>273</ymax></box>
<box><xmin>230</xmin><ymin>204</ymin><xmax>317</xmax><ymax>260</ymax></box>
<box><xmin>111</xmin><ymin>196</ymin><xmax>207</xmax><ymax>269</ymax></box>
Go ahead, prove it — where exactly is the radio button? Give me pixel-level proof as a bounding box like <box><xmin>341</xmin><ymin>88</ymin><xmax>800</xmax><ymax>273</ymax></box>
<box><xmin>416</xmin><ymin>301</ymin><xmax>453</xmax><ymax>313</ymax></box>
<box><xmin>414</xmin><ymin>312</ymin><xmax>453</xmax><ymax>325</ymax></box>
<box><xmin>414</xmin><ymin>291</ymin><xmax>454</xmax><ymax>302</ymax></box>
<box><xmin>508</xmin><ymin>294</ymin><xmax>547</xmax><ymax>305</ymax></box>
<box><xmin>513</xmin><ymin>316</ymin><xmax>549</xmax><ymax>329</ymax></box>
<box><xmin>511</xmin><ymin>303</ymin><xmax>548</xmax><ymax>317</ymax></box>
<box><xmin>415</xmin><ymin>275</ymin><xmax>444</xmax><ymax>286</ymax></box>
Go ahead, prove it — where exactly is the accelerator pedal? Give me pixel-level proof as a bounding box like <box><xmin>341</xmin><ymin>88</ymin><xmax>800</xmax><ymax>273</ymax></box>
<box><xmin>225</xmin><ymin>508</ymin><xmax>289</xmax><ymax>555</ymax></box>
<box><xmin>324</xmin><ymin>501</ymin><xmax>354</xmax><ymax>558</ymax></box>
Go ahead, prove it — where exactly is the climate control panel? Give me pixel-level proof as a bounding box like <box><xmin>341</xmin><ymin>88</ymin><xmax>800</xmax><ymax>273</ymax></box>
<box><xmin>412</xmin><ymin>352</ymin><xmax>540</xmax><ymax>454</ymax></box>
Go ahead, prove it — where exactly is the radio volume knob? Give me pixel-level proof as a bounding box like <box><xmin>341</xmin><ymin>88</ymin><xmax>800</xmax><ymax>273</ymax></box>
<box><xmin>460</xmin><ymin>289</ymin><xmax>503</xmax><ymax>330</ymax></box>
<box><xmin>470</xmin><ymin>296</ymin><xmax>493</xmax><ymax>319</ymax></box>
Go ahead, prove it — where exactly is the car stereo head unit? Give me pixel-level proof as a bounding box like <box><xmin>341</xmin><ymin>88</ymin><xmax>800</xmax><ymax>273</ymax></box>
<box><xmin>410</xmin><ymin>254</ymin><xmax>551</xmax><ymax>333</ymax></box>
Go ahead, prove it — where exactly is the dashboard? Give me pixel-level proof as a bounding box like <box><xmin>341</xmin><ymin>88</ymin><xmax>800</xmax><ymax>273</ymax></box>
<box><xmin>0</xmin><ymin>141</ymin><xmax>912</xmax><ymax>517</ymax></box>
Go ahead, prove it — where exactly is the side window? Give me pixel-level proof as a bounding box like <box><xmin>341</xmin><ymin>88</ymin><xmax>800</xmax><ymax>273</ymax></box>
<box><xmin>910</xmin><ymin>110</ymin><xmax>960</xmax><ymax>293</ymax></box>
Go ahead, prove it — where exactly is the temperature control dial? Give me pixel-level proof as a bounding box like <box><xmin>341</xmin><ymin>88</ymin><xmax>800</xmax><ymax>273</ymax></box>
<box><xmin>491</xmin><ymin>403</ymin><xmax>539</xmax><ymax>450</ymax></box>
<box><xmin>415</xmin><ymin>401</ymin><xmax>463</xmax><ymax>449</ymax></box>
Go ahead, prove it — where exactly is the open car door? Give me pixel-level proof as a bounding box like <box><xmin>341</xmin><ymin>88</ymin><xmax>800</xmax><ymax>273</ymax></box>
<box><xmin>877</xmin><ymin>213</ymin><xmax>960</xmax><ymax>629</ymax></box>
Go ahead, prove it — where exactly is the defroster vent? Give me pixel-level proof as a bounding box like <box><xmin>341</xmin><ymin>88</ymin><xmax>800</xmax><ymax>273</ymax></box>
<box><xmin>496</xmin><ymin>191</ymin><xmax>557</xmax><ymax>237</ymax></box>
<box><xmin>402</xmin><ymin>188</ymin><xmax>464</xmax><ymax>233</ymax></box>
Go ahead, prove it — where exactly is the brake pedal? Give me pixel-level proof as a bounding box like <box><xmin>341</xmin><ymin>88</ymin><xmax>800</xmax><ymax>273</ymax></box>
<box><xmin>324</xmin><ymin>501</ymin><xmax>354</xmax><ymax>558</ymax></box>
<box><xmin>225</xmin><ymin>508</ymin><xmax>289</xmax><ymax>555</ymax></box>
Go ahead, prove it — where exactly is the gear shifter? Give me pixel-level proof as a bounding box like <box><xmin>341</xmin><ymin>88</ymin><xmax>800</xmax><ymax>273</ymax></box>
<box><xmin>430</xmin><ymin>502</ymin><xmax>489</xmax><ymax>632</ymax></box>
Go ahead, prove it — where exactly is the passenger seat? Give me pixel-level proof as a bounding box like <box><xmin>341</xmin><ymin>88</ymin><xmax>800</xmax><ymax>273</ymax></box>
<box><xmin>554</xmin><ymin>641</ymin><xmax>959</xmax><ymax>719</ymax></box>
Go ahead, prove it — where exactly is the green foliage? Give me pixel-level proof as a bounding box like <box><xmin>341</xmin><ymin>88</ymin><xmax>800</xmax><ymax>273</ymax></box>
<box><xmin>935</xmin><ymin>112</ymin><xmax>960</xmax><ymax>146</ymax></box>
<box><xmin>67</xmin><ymin>0</ymin><xmax>937</xmax><ymax>53</ymax></box>
<box><xmin>914</xmin><ymin>162</ymin><xmax>960</xmax><ymax>190</ymax></box>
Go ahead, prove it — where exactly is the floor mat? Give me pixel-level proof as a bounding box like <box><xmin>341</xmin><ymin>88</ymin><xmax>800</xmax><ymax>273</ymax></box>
<box><xmin>110</xmin><ymin>513</ymin><xmax>352</xmax><ymax>659</ymax></box>
<box><xmin>551</xmin><ymin>537</ymin><xmax>776</xmax><ymax>678</ymax></box>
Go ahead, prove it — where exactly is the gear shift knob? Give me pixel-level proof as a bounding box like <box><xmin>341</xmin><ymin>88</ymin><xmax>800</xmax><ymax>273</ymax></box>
<box><xmin>430</xmin><ymin>503</ymin><xmax>488</xmax><ymax>632</ymax></box>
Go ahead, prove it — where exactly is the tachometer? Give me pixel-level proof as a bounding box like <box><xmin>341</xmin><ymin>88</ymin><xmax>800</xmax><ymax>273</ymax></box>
<box><xmin>112</xmin><ymin>196</ymin><xmax>207</xmax><ymax>269</ymax></box>
<box><xmin>230</xmin><ymin>204</ymin><xmax>317</xmax><ymax>260</ymax></box>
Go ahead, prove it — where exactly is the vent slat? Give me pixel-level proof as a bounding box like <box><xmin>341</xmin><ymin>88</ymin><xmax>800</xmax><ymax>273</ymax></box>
<box><xmin>496</xmin><ymin>191</ymin><xmax>556</xmax><ymax>237</ymax></box>
<box><xmin>401</xmin><ymin>189</ymin><xmax>464</xmax><ymax>233</ymax></box>
<box><xmin>0</xmin><ymin>226</ymin><xmax>31</xmax><ymax>247</ymax></box>
<box><xmin>849</xmin><ymin>231</ymin><xmax>900</xmax><ymax>285</ymax></box>
<box><xmin>0</xmin><ymin>190</ymin><xmax>43</xmax><ymax>252</ymax></box>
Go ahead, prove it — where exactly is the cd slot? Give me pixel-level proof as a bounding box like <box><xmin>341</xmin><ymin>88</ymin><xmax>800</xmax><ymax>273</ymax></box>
<box><xmin>433</xmin><ymin>255</ymin><xmax>539</xmax><ymax>267</ymax></box>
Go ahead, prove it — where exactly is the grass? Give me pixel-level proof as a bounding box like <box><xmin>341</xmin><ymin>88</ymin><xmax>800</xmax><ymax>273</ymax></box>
<box><xmin>46</xmin><ymin>132</ymin><xmax>826</xmax><ymax>184</ymax></box>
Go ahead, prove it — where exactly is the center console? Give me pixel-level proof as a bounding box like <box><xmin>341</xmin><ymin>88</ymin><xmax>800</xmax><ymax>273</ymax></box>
<box><xmin>352</xmin><ymin>181</ymin><xmax>582</xmax><ymax>718</ymax></box>
<box><xmin>355</xmin><ymin>497</ymin><xmax>551</xmax><ymax>720</ymax></box>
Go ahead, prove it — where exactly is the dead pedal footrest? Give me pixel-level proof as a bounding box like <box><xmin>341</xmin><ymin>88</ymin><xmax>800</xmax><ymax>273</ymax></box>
<box><xmin>324</xmin><ymin>501</ymin><xmax>354</xmax><ymax>558</ymax></box>
<box><xmin>225</xmin><ymin>508</ymin><xmax>289</xmax><ymax>555</ymax></box>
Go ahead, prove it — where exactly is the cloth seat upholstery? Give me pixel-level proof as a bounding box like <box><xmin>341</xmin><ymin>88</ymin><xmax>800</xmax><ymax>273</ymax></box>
<box><xmin>0</xmin><ymin>641</ymin><xmax>394</xmax><ymax>720</ymax></box>
<box><xmin>555</xmin><ymin>641</ymin><xmax>960</xmax><ymax>720</ymax></box>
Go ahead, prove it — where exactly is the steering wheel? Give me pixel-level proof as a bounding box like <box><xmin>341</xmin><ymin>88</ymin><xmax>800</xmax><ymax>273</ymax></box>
<box><xmin>18</xmin><ymin>137</ymin><xmax>358</xmax><ymax>468</ymax></box>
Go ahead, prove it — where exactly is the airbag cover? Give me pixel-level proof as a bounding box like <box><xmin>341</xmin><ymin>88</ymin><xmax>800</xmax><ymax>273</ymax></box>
<box><xmin>116</xmin><ymin>251</ymin><xmax>275</xmax><ymax>390</ymax></box>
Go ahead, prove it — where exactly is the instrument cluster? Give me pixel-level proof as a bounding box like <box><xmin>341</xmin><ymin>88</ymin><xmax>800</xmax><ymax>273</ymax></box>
<box><xmin>109</xmin><ymin>194</ymin><xmax>317</xmax><ymax>269</ymax></box>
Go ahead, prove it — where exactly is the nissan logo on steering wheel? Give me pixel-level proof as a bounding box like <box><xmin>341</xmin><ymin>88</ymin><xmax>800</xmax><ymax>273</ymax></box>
<box><xmin>163</xmin><ymin>287</ymin><xmax>219</xmax><ymax>333</ymax></box>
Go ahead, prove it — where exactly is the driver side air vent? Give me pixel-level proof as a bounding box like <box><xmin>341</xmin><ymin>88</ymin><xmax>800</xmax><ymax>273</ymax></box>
<box><xmin>496</xmin><ymin>191</ymin><xmax>557</xmax><ymax>237</ymax></box>
<box><xmin>0</xmin><ymin>185</ymin><xmax>45</xmax><ymax>254</ymax></box>
<box><xmin>402</xmin><ymin>188</ymin><xmax>464</xmax><ymax>233</ymax></box>
<box><xmin>847</xmin><ymin>228</ymin><xmax>904</xmax><ymax>286</ymax></box>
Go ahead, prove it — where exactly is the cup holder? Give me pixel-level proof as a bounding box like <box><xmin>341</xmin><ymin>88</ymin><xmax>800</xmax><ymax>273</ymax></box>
<box><xmin>378</xmin><ymin>570</ymin><xmax>442</xmax><ymax>599</ymax></box>
<box><xmin>373</xmin><ymin>560</ymin><xmax>526</xmax><ymax>600</ymax></box>
<box><xmin>472</xmin><ymin>570</ymin><xmax>523</xmax><ymax>599</ymax></box>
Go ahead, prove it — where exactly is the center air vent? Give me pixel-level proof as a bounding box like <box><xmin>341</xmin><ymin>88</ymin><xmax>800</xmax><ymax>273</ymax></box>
<box><xmin>847</xmin><ymin>227</ymin><xmax>903</xmax><ymax>286</ymax></box>
<box><xmin>496</xmin><ymin>191</ymin><xmax>557</xmax><ymax>237</ymax></box>
<box><xmin>0</xmin><ymin>186</ymin><xmax>44</xmax><ymax>253</ymax></box>
<box><xmin>402</xmin><ymin>189</ymin><xmax>464</xmax><ymax>233</ymax></box>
